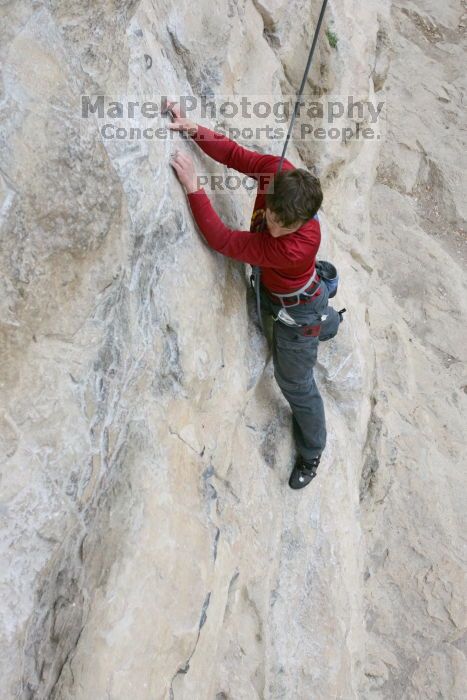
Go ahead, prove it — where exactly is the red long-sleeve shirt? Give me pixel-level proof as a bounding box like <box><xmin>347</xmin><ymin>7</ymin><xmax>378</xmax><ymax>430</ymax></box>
<box><xmin>186</xmin><ymin>124</ymin><xmax>321</xmax><ymax>294</ymax></box>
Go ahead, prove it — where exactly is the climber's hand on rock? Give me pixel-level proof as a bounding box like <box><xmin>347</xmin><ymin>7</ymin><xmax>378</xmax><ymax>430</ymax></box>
<box><xmin>170</xmin><ymin>150</ymin><xmax>199</xmax><ymax>193</ymax></box>
<box><xmin>164</xmin><ymin>97</ymin><xmax>198</xmax><ymax>136</ymax></box>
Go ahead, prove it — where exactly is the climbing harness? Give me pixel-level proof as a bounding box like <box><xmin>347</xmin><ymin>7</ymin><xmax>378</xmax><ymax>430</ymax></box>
<box><xmin>265</xmin><ymin>268</ymin><xmax>320</xmax><ymax>308</ymax></box>
<box><xmin>251</xmin><ymin>0</ymin><xmax>329</xmax><ymax>332</ymax></box>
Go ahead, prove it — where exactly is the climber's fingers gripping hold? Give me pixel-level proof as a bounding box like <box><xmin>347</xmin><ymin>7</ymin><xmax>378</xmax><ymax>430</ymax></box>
<box><xmin>169</xmin><ymin>150</ymin><xmax>199</xmax><ymax>194</ymax></box>
<box><xmin>163</xmin><ymin>96</ymin><xmax>197</xmax><ymax>136</ymax></box>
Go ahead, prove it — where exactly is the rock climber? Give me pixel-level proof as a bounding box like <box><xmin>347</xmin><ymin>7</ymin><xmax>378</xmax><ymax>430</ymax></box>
<box><xmin>167</xmin><ymin>100</ymin><xmax>342</xmax><ymax>490</ymax></box>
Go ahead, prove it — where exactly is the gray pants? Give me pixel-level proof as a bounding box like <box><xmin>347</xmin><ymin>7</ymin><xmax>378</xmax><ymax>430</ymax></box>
<box><xmin>259</xmin><ymin>280</ymin><xmax>330</xmax><ymax>461</ymax></box>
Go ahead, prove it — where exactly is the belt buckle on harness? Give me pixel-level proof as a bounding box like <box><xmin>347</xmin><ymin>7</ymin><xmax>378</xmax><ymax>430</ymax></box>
<box><xmin>281</xmin><ymin>294</ymin><xmax>301</xmax><ymax>308</ymax></box>
<box><xmin>300</xmin><ymin>277</ymin><xmax>321</xmax><ymax>300</ymax></box>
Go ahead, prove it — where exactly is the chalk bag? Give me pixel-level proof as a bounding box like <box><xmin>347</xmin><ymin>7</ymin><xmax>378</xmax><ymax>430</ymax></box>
<box><xmin>316</xmin><ymin>260</ymin><xmax>339</xmax><ymax>298</ymax></box>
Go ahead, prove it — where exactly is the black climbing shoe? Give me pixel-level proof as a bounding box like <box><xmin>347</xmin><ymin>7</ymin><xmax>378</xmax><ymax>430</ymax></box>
<box><xmin>288</xmin><ymin>455</ymin><xmax>320</xmax><ymax>490</ymax></box>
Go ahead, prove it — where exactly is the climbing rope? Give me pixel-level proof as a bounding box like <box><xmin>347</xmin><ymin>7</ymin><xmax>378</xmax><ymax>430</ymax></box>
<box><xmin>252</xmin><ymin>0</ymin><xmax>329</xmax><ymax>332</ymax></box>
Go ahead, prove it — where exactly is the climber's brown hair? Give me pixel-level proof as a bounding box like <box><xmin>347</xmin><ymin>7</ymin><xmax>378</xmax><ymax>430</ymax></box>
<box><xmin>265</xmin><ymin>168</ymin><xmax>323</xmax><ymax>227</ymax></box>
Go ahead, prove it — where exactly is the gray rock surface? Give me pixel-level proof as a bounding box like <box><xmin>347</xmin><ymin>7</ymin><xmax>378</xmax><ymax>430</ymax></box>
<box><xmin>0</xmin><ymin>0</ymin><xmax>465</xmax><ymax>698</ymax></box>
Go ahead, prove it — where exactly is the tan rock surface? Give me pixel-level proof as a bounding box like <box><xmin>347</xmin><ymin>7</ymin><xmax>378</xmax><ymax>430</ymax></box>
<box><xmin>0</xmin><ymin>1</ymin><xmax>465</xmax><ymax>699</ymax></box>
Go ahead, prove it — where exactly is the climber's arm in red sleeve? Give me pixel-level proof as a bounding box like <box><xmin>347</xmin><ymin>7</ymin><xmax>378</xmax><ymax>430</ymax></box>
<box><xmin>190</xmin><ymin>124</ymin><xmax>294</xmax><ymax>180</ymax></box>
<box><xmin>165</xmin><ymin>101</ymin><xmax>294</xmax><ymax>178</ymax></box>
<box><xmin>186</xmin><ymin>188</ymin><xmax>308</xmax><ymax>267</ymax></box>
<box><xmin>169</xmin><ymin>149</ymin><xmax>313</xmax><ymax>266</ymax></box>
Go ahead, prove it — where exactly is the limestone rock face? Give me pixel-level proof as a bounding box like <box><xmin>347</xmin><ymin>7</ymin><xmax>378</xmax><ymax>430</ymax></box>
<box><xmin>0</xmin><ymin>1</ymin><xmax>465</xmax><ymax>699</ymax></box>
